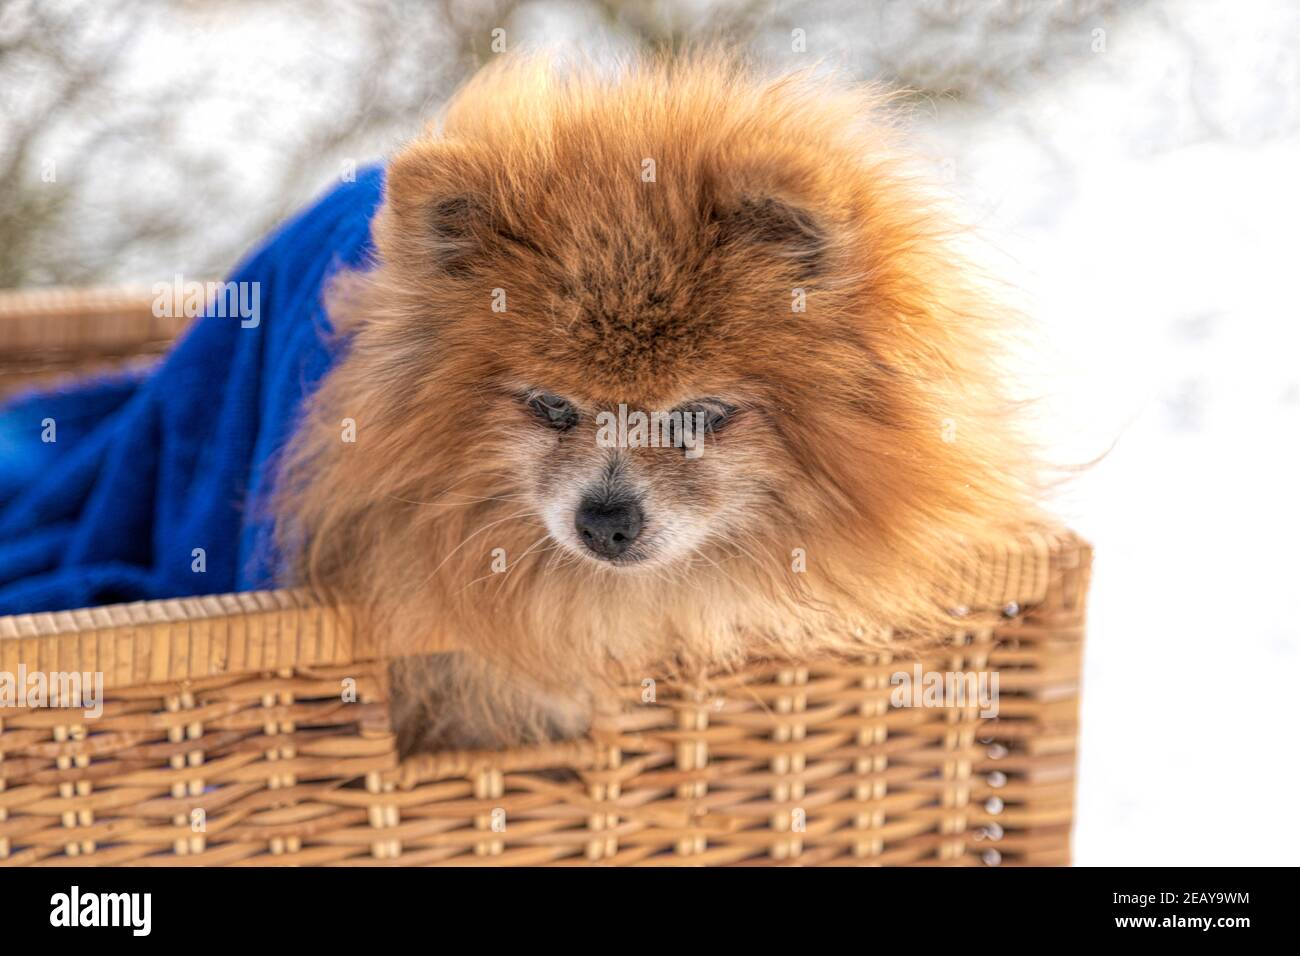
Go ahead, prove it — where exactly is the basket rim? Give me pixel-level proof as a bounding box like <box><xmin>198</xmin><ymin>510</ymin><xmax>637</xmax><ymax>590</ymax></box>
<box><xmin>0</xmin><ymin>284</ymin><xmax>159</xmax><ymax>317</ymax></box>
<box><xmin>0</xmin><ymin>285</ymin><xmax>191</xmax><ymax>359</ymax></box>
<box><xmin>0</xmin><ymin>528</ymin><xmax>1088</xmax><ymax>691</ymax></box>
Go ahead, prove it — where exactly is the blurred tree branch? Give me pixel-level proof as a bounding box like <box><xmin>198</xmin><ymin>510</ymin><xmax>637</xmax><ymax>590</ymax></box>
<box><xmin>0</xmin><ymin>0</ymin><xmax>1137</xmax><ymax>289</ymax></box>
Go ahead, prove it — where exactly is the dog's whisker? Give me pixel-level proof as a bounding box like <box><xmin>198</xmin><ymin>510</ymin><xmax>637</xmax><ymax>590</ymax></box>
<box><xmin>488</xmin><ymin>533</ymin><xmax>556</xmax><ymax>595</ymax></box>
<box><xmin>425</xmin><ymin>509</ymin><xmax>544</xmax><ymax>581</ymax></box>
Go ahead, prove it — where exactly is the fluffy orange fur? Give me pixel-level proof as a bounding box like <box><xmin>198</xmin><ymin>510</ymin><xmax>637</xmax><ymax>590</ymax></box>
<box><xmin>275</xmin><ymin>53</ymin><xmax>1043</xmax><ymax>751</ymax></box>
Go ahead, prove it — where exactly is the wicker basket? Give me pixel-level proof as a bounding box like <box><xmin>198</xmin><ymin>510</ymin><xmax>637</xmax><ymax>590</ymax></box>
<box><xmin>0</xmin><ymin>288</ymin><xmax>1091</xmax><ymax>867</ymax></box>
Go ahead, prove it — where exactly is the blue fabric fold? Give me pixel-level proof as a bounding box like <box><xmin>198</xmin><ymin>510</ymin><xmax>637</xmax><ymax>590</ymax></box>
<box><xmin>0</xmin><ymin>166</ymin><xmax>385</xmax><ymax>614</ymax></box>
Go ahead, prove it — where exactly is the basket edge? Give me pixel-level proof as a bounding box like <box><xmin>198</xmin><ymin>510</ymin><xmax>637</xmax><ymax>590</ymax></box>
<box><xmin>0</xmin><ymin>530</ymin><xmax>1089</xmax><ymax>691</ymax></box>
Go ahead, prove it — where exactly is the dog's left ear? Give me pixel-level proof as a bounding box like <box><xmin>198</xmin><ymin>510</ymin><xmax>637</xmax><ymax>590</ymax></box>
<box><xmin>714</xmin><ymin>195</ymin><xmax>828</xmax><ymax>277</ymax></box>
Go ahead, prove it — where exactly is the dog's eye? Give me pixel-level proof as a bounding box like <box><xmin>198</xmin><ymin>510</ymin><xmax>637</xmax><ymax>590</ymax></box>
<box><xmin>669</xmin><ymin>399</ymin><xmax>736</xmax><ymax>445</ymax></box>
<box><xmin>680</xmin><ymin>399</ymin><xmax>736</xmax><ymax>432</ymax></box>
<box><xmin>526</xmin><ymin>392</ymin><xmax>578</xmax><ymax>431</ymax></box>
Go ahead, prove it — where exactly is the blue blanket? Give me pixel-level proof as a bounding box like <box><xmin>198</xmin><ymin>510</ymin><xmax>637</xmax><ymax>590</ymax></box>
<box><xmin>0</xmin><ymin>167</ymin><xmax>385</xmax><ymax>614</ymax></box>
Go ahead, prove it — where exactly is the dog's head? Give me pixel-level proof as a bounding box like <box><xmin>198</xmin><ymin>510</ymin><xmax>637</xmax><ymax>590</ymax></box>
<box><xmin>281</xmin><ymin>55</ymin><xmax>1038</xmax><ymax>675</ymax></box>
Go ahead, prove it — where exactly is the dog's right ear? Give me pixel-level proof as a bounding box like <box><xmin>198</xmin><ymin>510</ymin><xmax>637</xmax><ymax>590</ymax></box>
<box><xmin>381</xmin><ymin>143</ymin><xmax>494</xmax><ymax>277</ymax></box>
<box><xmin>420</xmin><ymin>194</ymin><xmax>493</xmax><ymax>277</ymax></box>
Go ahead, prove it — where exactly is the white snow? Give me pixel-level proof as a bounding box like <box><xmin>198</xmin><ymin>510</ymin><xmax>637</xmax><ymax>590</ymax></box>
<box><xmin>914</xmin><ymin>0</ymin><xmax>1300</xmax><ymax>864</ymax></box>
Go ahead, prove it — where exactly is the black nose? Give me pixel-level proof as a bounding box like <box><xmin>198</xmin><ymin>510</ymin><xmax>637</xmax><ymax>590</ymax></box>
<box><xmin>574</xmin><ymin>497</ymin><xmax>643</xmax><ymax>559</ymax></box>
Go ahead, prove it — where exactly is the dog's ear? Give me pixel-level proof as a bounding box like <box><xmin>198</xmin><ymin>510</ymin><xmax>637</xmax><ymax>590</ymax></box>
<box><xmin>382</xmin><ymin>143</ymin><xmax>498</xmax><ymax>277</ymax></box>
<box><xmin>714</xmin><ymin>195</ymin><xmax>828</xmax><ymax>277</ymax></box>
<box><xmin>422</xmin><ymin>194</ymin><xmax>493</xmax><ymax>277</ymax></box>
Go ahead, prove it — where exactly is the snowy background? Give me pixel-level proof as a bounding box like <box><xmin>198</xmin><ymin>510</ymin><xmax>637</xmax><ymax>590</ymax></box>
<box><xmin>915</xmin><ymin>2</ymin><xmax>1300</xmax><ymax>866</ymax></box>
<box><xmin>3</xmin><ymin>0</ymin><xmax>1297</xmax><ymax>864</ymax></box>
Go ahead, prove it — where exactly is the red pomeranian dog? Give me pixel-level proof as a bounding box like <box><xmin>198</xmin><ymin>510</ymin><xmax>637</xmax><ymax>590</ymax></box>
<box><xmin>276</xmin><ymin>54</ymin><xmax>1042</xmax><ymax>751</ymax></box>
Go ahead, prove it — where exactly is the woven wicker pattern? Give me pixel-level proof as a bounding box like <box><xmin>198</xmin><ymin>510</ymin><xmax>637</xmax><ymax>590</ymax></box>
<box><xmin>0</xmin><ymin>286</ymin><xmax>189</xmax><ymax>397</ymax></box>
<box><xmin>0</xmin><ymin>533</ymin><xmax>1088</xmax><ymax>867</ymax></box>
<box><xmin>0</xmin><ymin>288</ymin><xmax>1091</xmax><ymax>866</ymax></box>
